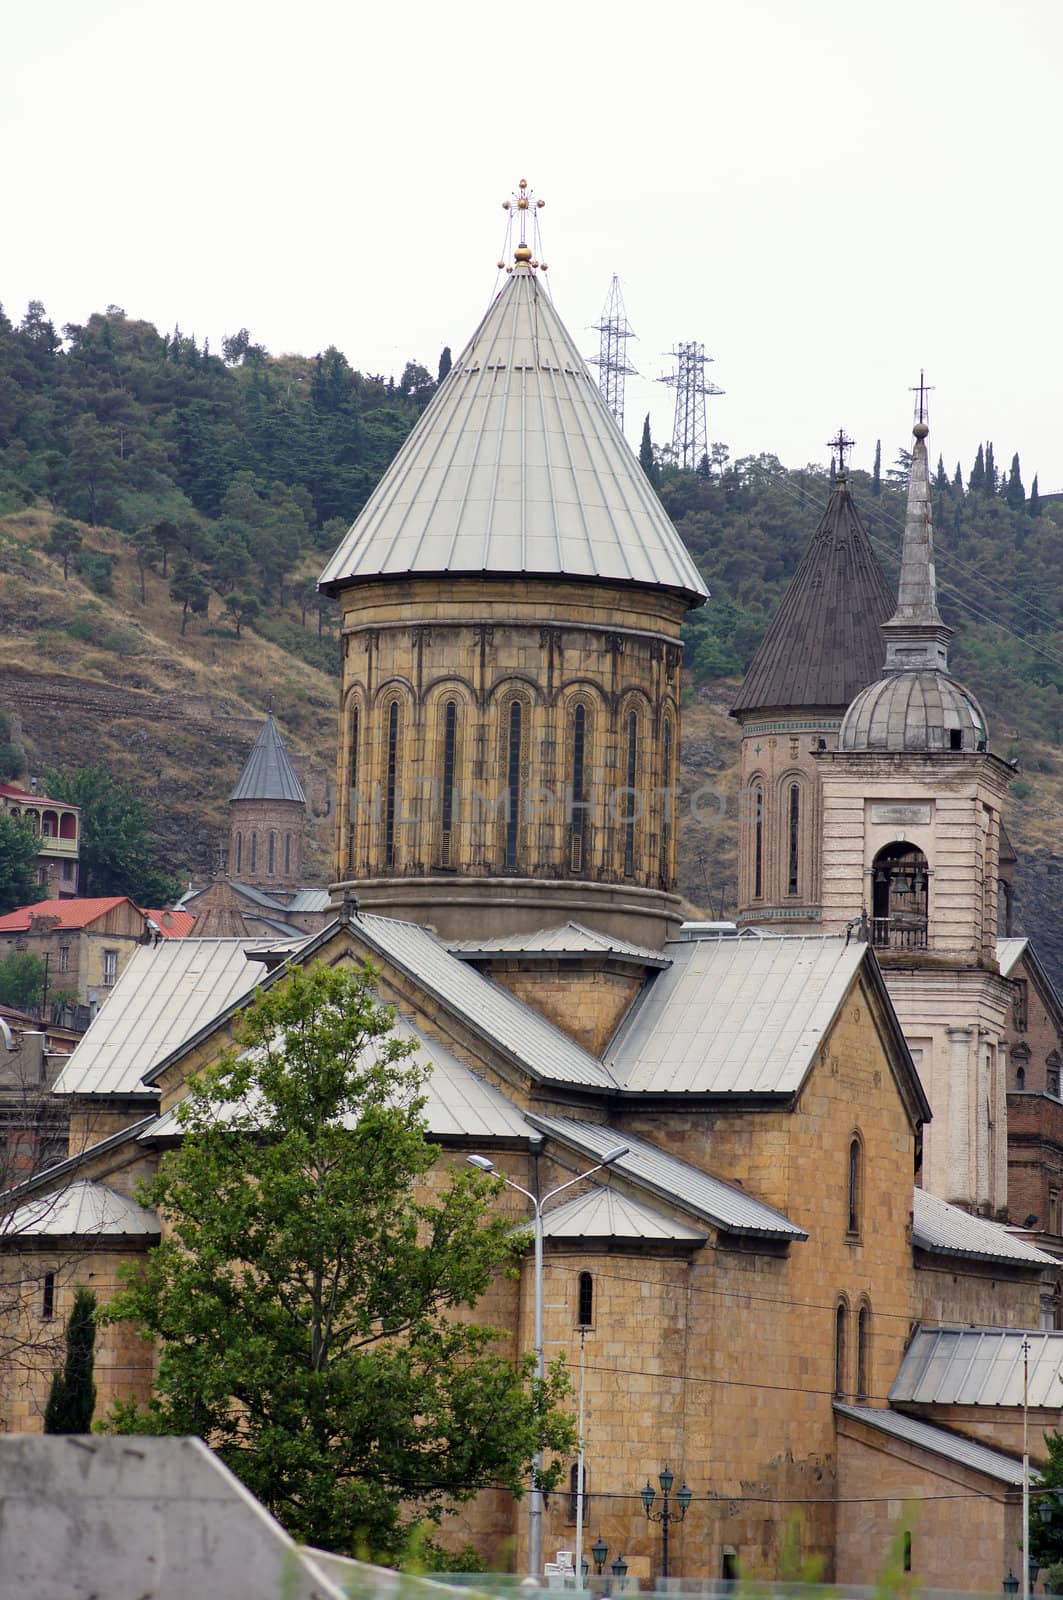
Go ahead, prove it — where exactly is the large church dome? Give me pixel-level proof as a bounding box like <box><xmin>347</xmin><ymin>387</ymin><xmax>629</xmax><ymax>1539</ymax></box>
<box><xmin>838</xmin><ymin>670</ymin><xmax>987</xmax><ymax>752</ymax></box>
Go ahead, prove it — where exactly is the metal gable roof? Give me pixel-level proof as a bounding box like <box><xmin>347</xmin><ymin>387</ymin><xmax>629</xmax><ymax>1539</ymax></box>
<box><xmin>608</xmin><ymin>934</ymin><xmax>866</xmax><ymax>1096</ymax></box>
<box><xmin>353</xmin><ymin>913</ymin><xmax>617</xmax><ymax>1090</ymax></box>
<box><xmin>318</xmin><ymin>265</ymin><xmax>707</xmax><ymax>604</ymax></box>
<box><xmin>996</xmin><ymin>937</ymin><xmax>1028</xmax><ymax>979</ymax></box>
<box><xmin>527</xmin><ymin>1114</ymin><xmax>805</xmax><ymax>1239</ymax></box>
<box><xmin>52</xmin><ymin>938</ymin><xmax>272</xmax><ymax>1098</ymax></box>
<box><xmin>912</xmin><ymin>1188</ymin><xmax>1056</xmax><ymax>1267</ymax></box>
<box><xmin>891</xmin><ymin>1328</ymin><xmax>1063</xmax><ymax>1409</ymax></box>
<box><xmin>834</xmin><ymin>1403</ymin><xmax>1027</xmax><ymax>1485</ymax></box>
<box><xmin>449</xmin><ymin>920</ymin><xmax>669</xmax><ymax>966</ymax></box>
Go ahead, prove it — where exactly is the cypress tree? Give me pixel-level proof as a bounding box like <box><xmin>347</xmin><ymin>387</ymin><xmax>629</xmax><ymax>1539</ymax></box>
<box><xmin>436</xmin><ymin>346</ymin><xmax>452</xmax><ymax>385</ymax></box>
<box><xmin>1005</xmin><ymin>452</ymin><xmax>1025</xmax><ymax>509</ymax></box>
<box><xmin>935</xmin><ymin>453</ymin><xmax>948</xmax><ymax>492</ymax></box>
<box><xmin>44</xmin><ymin>1287</ymin><xmax>97</xmax><ymax>1433</ymax></box>
<box><xmin>639</xmin><ymin>414</ymin><xmax>659</xmax><ymax>487</ymax></box>
<box><xmin>1029</xmin><ymin>475</ymin><xmax>1041</xmax><ymax>517</ymax></box>
<box><xmin>952</xmin><ymin>461</ymin><xmax>964</xmax><ymax>496</ymax></box>
<box><xmin>969</xmin><ymin>443</ymin><xmax>985</xmax><ymax>494</ymax></box>
<box><xmin>984</xmin><ymin>441</ymin><xmax>997</xmax><ymax>494</ymax></box>
<box><xmin>872</xmin><ymin>439</ymin><xmax>881</xmax><ymax>496</ymax></box>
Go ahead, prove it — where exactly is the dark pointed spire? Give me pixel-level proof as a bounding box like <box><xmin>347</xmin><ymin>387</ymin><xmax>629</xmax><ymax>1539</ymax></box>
<box><xmin>732</xmin><ymin>466</ymin><xmax>895</xmax><ymax>716</ymax></box>
<box><xmin>230</xmin><ymin>712</ymin><xmax>306</xmax><ymax>804</ymax></box>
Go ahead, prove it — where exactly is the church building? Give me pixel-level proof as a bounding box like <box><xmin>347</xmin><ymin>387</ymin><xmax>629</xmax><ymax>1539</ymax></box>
<box><xmin>1</xmin><ymin>203</ymin><xmax>1057</xmax><ymax>1593</ymax></box>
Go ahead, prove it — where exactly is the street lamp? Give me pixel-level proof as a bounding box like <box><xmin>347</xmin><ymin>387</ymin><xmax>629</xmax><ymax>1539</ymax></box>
<box><xmin>591</xmin><ymin>1537</ymin><xmax>609</xmax><ymax>1575</ymax></box>
<box><xmin>1004</xmin><ymin>1571</ymin><xmax>1020</xmax><ymax>1595</ymax></box>
<box><xmin>611</xmin><ymin>1554</ymin><xmax>628</xmax><ymax>1593</ymax></box>
<box><xmin>467</xmin><ymin>1143</ymin><xmax>629</xmax><ymax>1580</ymax></box>
<box><xmin>641</xmin><ymin>1465</ymin><xmax>692</xmax><ymax>1580</ymax></box>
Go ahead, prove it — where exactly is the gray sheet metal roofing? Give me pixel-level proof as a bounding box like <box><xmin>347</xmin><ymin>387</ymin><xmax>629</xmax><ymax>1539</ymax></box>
<box><xmin>607</xmin><ymin>934</ymin><xmax>866</xmax><ymax>1096</ymax></box>
<box><xmin>912</xmin><ymin>1187</ymin><xmax>1056</xmax><ymax>1266</ymax></box>
<box><xmin>138</xmin><ymin>1012</ymin><xmax>536</xmax><ymax>1145</ymax></box>
<box><xmin>539</xmin><ymin>1186</ymin><xmax>706</xmax><ymax>1243</ymax></box>
<box><xmin>732</xmin><ymin>479</ymin><xmax>894</xmax><ymax>715</ymax></box>
<box><xmin>527</xmin><ymin>1114</ymin><xmax>806</xmax><ymax>1239</ymax></box>
<box><xmin>890</xmin><ymin>1328</ymin><xmax>1063</xmax><ymax>1409</ymax></box>
<box><xmin>5</xmin><ymin>1180</ymin><xmax>160</xmax><ymax>1239</ymax></box>
<box><xmin>833</xmin><ymin>1403</ymin><xmax>1028</xmax><ymax>1485</ymax></box>
<box><xmin>229</xmin><ymin>713</ymin><xmax>306</xmax><ymax>803</ymax></box>
<box><xmin>449</xmin><ymin>920</ymin><xmax>669</xmax><ymax>966</ymax></box>
<box><xmin>996</xmin><ymin>937</ymin><xmax>1028</xmax><ymax>979</ymax></box>
<box><xmin>52</xmin><ymin>939</ymin><xmax>272</xmax><ymax>1098</ymax></box>
<box><xmin>318</xmin><ymin>264</ymin><xmax>707</xmax><ymax>604</ymax></box>
<box><xmin>354</xmin><ymin>914</ymin><xmax>618</xmax><ymax>1090</ymax></box>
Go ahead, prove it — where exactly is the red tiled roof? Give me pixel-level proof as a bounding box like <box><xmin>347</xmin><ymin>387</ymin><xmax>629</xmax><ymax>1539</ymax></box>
<box><xmin>0</xmin><ymin>896</ymin><xmax>133</xmax><ymax>932</ymax></box>
<box><xmin>0</xmin><ymin>782</ymin><xmax>80</xmax><ymax>810</ymax></box>
<box><xmin>141</xmin><ymin>909</ymin><xmax>194</xmax><ymax>939</ymax></box>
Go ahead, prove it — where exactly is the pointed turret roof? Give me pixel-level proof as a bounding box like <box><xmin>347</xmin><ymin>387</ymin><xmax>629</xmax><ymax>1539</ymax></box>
<box><xmin>229</xmin><ymin>714</ymin><xmax>306</xmax><ymax>804</ymax></box>
<box><xmin>879</xmin><ymin>418</ymin><xmax>953</xmax><ymax>673</ymax></box>
<box><xmin>318</xmin><ymin>262</ymin><xmax>707</xmax><ymax>605</ymax></box>
<box><xmin>732</xmin><ymin>474</ymin><xmax>895</xmax><ymax>715</ymax></box>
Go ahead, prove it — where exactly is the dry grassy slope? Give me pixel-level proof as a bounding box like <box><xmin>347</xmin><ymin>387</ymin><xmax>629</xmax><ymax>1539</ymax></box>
<box><xmin>2</xmin><ymin>509</ymin><xmax>1060</xmax><ymax>984</ymax></box>
<box><xmin>0</xmin><ymin>511</ymin><xmax>340</xmax><ymax>885</ymax></box>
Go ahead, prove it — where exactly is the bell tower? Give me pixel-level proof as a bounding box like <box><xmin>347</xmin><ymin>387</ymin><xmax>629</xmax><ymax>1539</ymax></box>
<box><xmin>818</xmin><ymin>392</ymin><xmax>1013</xmax><ymax>1216</ymax></box>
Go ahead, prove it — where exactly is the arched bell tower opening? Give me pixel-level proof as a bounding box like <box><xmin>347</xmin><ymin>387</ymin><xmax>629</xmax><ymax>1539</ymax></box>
<box><xmin>870</xmin><ymin>842</ymin><xmax>929</xmax><ymax>951</ymax></box>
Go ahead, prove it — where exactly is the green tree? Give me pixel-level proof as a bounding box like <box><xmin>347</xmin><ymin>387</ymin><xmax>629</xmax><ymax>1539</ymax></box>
<box><xmin>128</xmin><ymin>525</ymin><xmax>161</xmax><ymax>603</ymax></box>
<box><xmin>104</xmin><ymin>962</ymin><xmax>574</xmax><ymax>1558</ymax></box>
<box><xmin>872</xmin><ymin>439</ymin><xmax>881</xmax><ymax>496</ymax></box>
<box><xmin>0</xmin><ymin>948</ymin><xmax>46</xmax><ymax>1007</ymax></box>
<box><xmin>1005</xmin><ymin>452</ymin><xmax>1025</xmax><ymax>509</ymax></box>
<box><xmin>969</xmin><ymin>443</ymin><xmax>986</xmax><ymax>494</ymax></box>
<box><xmin>639</xmin><ymin>414</ymin><xmax>659</xmax><ymax>487</ymax></box>
<box><xmin>1031</xmin><ymin>1434</ymin><xmax>1063</xmax><ymax>1567</ymax></box>
<box><xmin>42</xmin><ymin>764</ymin><xmax>182</xmax><ymax>905</ymax></box>
<box><xmin>1030</xmin><ymin>475</ymin><xmax>1041</xmax><ymax>517</ymax></box>
<box><xmin>44</xmin><ymin>1287</ymin><xmax>98</xmax><ymax>1433</ymax></box>
<box><xmin>952</xmin><ymin>460</ymin><xmax>964</xmax><ymax>496</ymax></box>
<box><xmin>168</xmin><ymin>554</ymin><xmax>210</xmax><ymax>634</ymax></box>
<box><xmin>437</xmin><ymin>346</ymin><xmax>452</xmax><ymax>385</ymax></box>
<box><xmin>152</xmin><ymin>519</ymin><xmax>180</xmax><ymax>577</ymax></box>
<box><xmin>0</xmin><ymin>812</ymin><xmax>43</xmax><ymax>914</ymax></box>
<box><xmin>223</xmin><ymin>592</ymin><xmax>260</xmax><ymax>638</ymax></box>
<box><xmin>984</xmin><ymin>440</ymin><xmax>997</xmax><ymax>494</ymax></box>
<box><xmin>46</xmin><ymin>519</ymin><xmax>82</xmax><ymax>580</ymax></box>
<box><xmin>0</xmin><ymin>710</ymin><xmax>25</xmax><ymax>782</ymax></box>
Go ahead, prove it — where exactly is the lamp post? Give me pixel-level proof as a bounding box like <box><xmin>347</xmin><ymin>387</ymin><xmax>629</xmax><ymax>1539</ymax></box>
<box><xmin>591</xmin><ymin>1537</ymin><xmax>609</xmax><ymax>1576</ymax></box>
<box><xmin>641</xmin><ymin>1466</ymin><xmax>692</xmax><ymax>1581</ymax></box>
<box><xmin>467</xmin><ymin>1144</ymin><xmax>629</xmax><ymax>1581</ymax></box>
<box><xmin>611</xmin><ymin>1554</ymin><xmax>628</xmax><ymax>1593</ymax></box>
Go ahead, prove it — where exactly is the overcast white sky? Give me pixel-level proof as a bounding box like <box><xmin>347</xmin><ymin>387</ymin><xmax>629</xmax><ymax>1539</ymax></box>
<box><xmin>5</xmin><ymin>0</ymin><xmax>1060</xmax><ymax>490</ymax></box>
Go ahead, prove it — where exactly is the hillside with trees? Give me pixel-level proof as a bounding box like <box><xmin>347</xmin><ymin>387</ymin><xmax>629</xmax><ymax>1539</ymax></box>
<box><xmin>2</xmin><ymin>296</ymin><xmax>1063</xmax><ymax>977</ymax></box>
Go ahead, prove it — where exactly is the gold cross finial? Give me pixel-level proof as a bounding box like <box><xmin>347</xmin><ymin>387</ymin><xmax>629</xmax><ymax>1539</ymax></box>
<box><xmin>910</xmin><ymin>370</ymin><xmax>934</xmax><ymax>436</ymax></box>
<box><xmin>827</xmin><ymin>428</ymin><xmax>855</xmax><ymax>475</ymax></box>
<box><xmin>499</xmin><ymin>179</ymin><xmax>547</xmax><ymax>272</ymax></box>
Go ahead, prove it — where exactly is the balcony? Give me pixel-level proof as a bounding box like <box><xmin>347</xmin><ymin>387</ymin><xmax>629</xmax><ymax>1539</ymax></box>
<box><xmin>871</xmin><ymin>915</ymin><xmax>928</xmax><ymax>951</ymax></box>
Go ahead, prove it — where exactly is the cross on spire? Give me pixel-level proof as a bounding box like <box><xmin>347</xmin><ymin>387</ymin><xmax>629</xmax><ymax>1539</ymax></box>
<box><xmin>500</xmin><ymin>178</ymin><xmax>546</xmax><ymax>269</ymax></box>
<box><xmin>827</xmin><ymin>428</ymin><xmax>855</xmax><ymax>475</ymax></box>
<box><xmin>910</xmin><ymin>370</ymin><xmax>934</xmax><ymax>428</ymax></box>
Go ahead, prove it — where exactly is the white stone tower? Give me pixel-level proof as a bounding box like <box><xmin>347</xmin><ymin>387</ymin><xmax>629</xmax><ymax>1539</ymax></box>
<box><xmin>817</xmin><ymin>406</ymin><xmax>1013</xmax><ymax>1216</ymax></box>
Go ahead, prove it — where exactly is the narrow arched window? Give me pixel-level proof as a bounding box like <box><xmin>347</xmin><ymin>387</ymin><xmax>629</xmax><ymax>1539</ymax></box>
<box><xmin>570</xmin><ymin>704</ymin><xmax>587</xmax><ymax>872</ymax></box>
<box><xmin>284</xmin><ymin>833</ymin><xmax>291</xmax><ymax>874</ymax></box>
<box><xmin>441</xmin><ymin>699</ymin><xmax>457</xmax><ymax>867</ymax></box>
<box><xmin>753</xmin><ymin>785</ymin><xmax>764</xmax><ymax>899</ymax></box>
<box><xmin>268</xmin><ymin>832</ymin><xmax>275</xmax><ymax>875</ymax></box>
<box><xmin>235</xmin><ymin>832</ymin><xmax>242</xmax><ymax>874</ymax></box>
<box><xmin>506</xmin><ymin>700</ymin><xmax>522</xmax><ymax>868</ymax></box>
<box><xmin>623</xmin><ymin>710</ymin><xmax>638</xmax><ymax>877</ymax></box>
<box><xmin>385</xmin><ymin>701</ymin><xmax>400</xmax><ymax>867</ymax></box>
<box><xmin>848</xmin><ymin>1136</ymin><xmax>862</xmax><ymax>1235</ymax></box>
<box><xmin>577</xmin><ymin>1271</ymin><xmax>594</xmax><ymax>1328</ymax></box>
<box><xmin>250</xmin><ymin>832</ymin><xmax>257</xmax><ymax>873</ymax></box>
<box><xmin>834</xmin><ymin>1302</ymin><xmax>848</xmax><ymax>1397</ymax></box>
<box><xmin>1016</xmin><ymin>1066</ymin><xmax>1026</xmax><ymax>1090</ymax></box>
<box><xmin>856</xmin><ymin>1303</ymin><xmax>871</xmax><ymax>1400</ymax></box>
<box><xmin>568</xmin><ymin>1462</ymin><xmax>586</xmax><ymax>1523</ymax></box>
<box><xmin>42</xmin><ymin>1273</ymin><xmax>55</xmax><ymax>1319</ymax></box>
<box><xmin>660</xmin><ymin>716</ymin><xmax>674</xmax><ymax>885</ymax></box>
<box><xmin>787</xmin><ymin>784</ymin><xmax>800</xmax><ymax>896</ymax></box>
<box><xmin>348</xmin><ymin>704</ymin><xmax>360</xmax><ymax>868</ymax></box>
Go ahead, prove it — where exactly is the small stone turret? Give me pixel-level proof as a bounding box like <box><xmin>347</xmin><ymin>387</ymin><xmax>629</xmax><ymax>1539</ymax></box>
<box><xmin>228</xmin><ymin>713</ymin><xmax>306</xmax><ymax>893</ymax></box>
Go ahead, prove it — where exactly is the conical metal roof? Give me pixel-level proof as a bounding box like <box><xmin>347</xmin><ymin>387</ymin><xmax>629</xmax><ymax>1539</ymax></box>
<box><xmin>732</xmin><ymin>476</ymin><xmax>895</xmax><ymax>715</ymax></box>
<box><xmin>229</xmin><ymin>714</ymin><xmax>306</xmax><ymax>804</ymax></box>
<box><xmin>318</xmin><ymin>263</ymin><xmax>707</xmax><ymax>605</ymax></box>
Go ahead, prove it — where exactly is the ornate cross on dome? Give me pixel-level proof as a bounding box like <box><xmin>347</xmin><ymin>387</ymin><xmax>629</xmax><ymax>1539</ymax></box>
<box><xmin>910</xmin><ymin>370</ymin><xmax>934</xmax><ymax>429</ymax></box>
<box><xmin>827</xmin><ymin>428</ymin><xmax>854</xmax><ymax>475</ymax></box>
<box><xmin>500</xmin><ymin>179</ymin><xmax>546</xmax><ymax>270</ymax></box>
